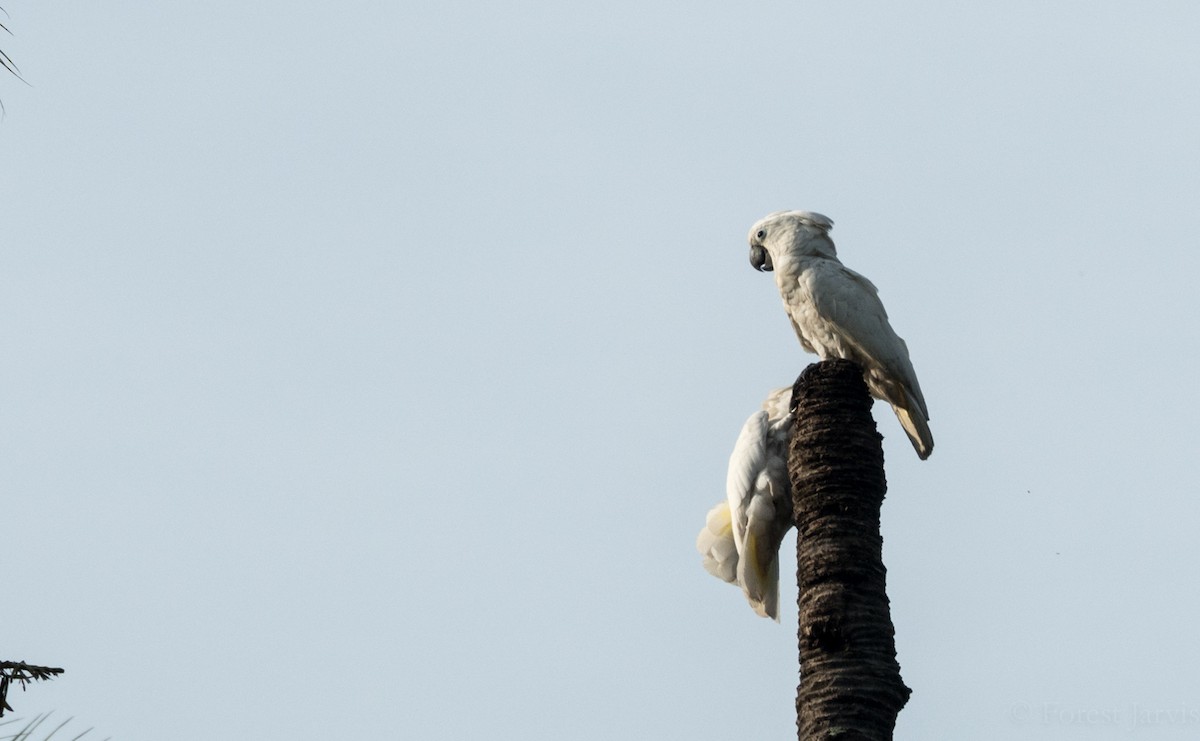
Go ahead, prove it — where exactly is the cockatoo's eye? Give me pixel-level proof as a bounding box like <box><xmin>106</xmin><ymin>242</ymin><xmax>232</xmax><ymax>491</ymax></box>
<box><xmin>756</xmin><ymin>230</ymin><xmax>766</xmax><ymax>240</ymax></box>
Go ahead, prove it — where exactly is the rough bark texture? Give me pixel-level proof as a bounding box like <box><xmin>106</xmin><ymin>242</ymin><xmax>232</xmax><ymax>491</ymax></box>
<box><xmin>789</xmin><ymin>359</ymin><xmax>910</xmax><ymax>740</ymax></box>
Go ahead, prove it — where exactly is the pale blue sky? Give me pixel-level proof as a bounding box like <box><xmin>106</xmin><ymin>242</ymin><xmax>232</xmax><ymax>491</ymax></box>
<box><xmin>3</xmin><ymin>2</ymin><xmax>1200</xmax><ymax>739</ymax></box>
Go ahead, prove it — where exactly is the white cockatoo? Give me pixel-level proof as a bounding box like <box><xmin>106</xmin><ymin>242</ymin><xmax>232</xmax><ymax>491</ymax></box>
<box><xmin>748</xmin><ymin>211</ymin><xmax>933</xmax><ymax>460</ymax></box>
<box><xmin>697</xmin><ymin>386</ymin><xmax>794</xmax><ymax>620</ymax></box>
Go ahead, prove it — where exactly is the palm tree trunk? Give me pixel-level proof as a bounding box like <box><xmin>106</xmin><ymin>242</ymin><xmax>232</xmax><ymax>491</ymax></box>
<box><xmin>789</xmin><ymin>359</ymin><xmax>910</xmax><ymax>740</ymax></box>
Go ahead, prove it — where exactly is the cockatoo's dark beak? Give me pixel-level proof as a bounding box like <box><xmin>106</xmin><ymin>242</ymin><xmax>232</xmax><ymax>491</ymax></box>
<box><xmin>750</xmin><ymin>244</ymin><xmax>773</xmax><ymax>272</ymax></box>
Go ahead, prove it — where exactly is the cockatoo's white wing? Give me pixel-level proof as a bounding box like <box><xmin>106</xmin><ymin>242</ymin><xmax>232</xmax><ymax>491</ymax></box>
<box><xmin>696</xmin><ymin>389</ymin><xmax>794</xmax><ymax>621</ymax></box>
<box><xmin>735</xmin><ymin>410</ymin><xmax>793</xmax><ymax>620</ymax></box>
<box><xmin>725</xmin><ymin>410</ymin><xmax>770</xmax><ymax>557</ymax></box>
<box><xmin>801</xmin><ymin>261</ymin><xmax>932</xmax><ymax>458</ymax></box>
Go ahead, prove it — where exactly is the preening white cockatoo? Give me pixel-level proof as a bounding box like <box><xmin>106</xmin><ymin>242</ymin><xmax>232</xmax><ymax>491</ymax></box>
<box><xmin>696</xmin><ymin>386</ymin><xmax>794</xmax><ymax>620</ymax></box>
<box><xmin>748</xmin><ymin>211</ymin><xmax>933</xmax><ymax>460</ymax></box>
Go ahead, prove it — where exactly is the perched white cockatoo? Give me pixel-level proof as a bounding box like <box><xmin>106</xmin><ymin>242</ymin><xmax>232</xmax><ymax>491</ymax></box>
<box><xmin>697</xmin><ymin>386</ymin><xmax>794</xmax><ymax>620</ymax></box>
<box><xmin>748</xmin><ymin>211</ymin><xmax>933</xmax><ymax>460</ymax></box>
